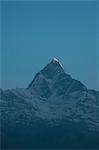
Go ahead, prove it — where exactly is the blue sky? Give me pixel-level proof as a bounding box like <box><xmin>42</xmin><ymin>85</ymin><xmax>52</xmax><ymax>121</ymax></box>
<box><xmin>1</xmin><ymin>1</ymin><xmax>99</xmax><ymax>90</ymax></box>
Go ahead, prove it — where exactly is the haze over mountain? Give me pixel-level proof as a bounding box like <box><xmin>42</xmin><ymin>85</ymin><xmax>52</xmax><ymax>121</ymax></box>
<box><xmin>1</xmin><ymin>58</ymin><xmax>99</xmax><ymax>149</ymax></box>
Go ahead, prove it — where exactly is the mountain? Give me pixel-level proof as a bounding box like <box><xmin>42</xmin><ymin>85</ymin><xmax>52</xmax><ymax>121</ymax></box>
<box><xmin>1</xmin><ymin>58</ymin><xmax>99</xmax><ymax>149</ymax></box>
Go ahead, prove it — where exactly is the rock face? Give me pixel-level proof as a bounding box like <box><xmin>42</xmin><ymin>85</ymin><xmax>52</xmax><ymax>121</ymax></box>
<box><xmin>1</xmin><ymin>58</ymin><xmax>99</xmax><ymax>149</ymax></box>
<box><xmin>28</xmin><ymin>58</ymin><xmax>86</xmax><ymax>97</ymax></box>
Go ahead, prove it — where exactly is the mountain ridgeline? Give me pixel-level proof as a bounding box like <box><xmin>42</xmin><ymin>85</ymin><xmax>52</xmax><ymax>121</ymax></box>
<box><xmin>1</xmin><ymin>58</ymin><xmax>99</xmax><ymax>149</ymax></box>
<box><xmin>28</xmin><ymin>58</ymin><xmax>86</xmax><ymax>98</ymax></box>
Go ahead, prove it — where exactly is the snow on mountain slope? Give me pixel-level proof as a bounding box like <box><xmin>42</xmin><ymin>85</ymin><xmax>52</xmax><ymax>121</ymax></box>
<box><xmin>1</xmin><ymin>59</ymin><xmax>99</xmax><ymax>130</ymax></box>
<box><xmin>1</xmin><ymin>58</ymin><xmax>99</xmax><ymax>148</ymax></box>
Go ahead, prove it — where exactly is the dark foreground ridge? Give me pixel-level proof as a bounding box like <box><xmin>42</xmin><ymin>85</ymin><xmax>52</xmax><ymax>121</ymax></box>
<box><xmin>1</xmin><ymin>58</ymin><xmax>99</xmax><ymax>149</ymax></box>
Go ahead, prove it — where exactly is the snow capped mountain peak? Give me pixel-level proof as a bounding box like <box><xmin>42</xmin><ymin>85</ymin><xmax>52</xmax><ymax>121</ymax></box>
<box><xmin>40</xmin><ymin>58</ymin><xmax>64</xmax><ymax>78</ymax></box>
<box><xmin>52</xmin><ymin>57</ymin><xmax>64</xmax><ymax>69</ymax></box>
<box><xmin>27</xmin><ymin>58</ymin><xmax>66</xmax><ymax>96</ymax></box>
<box><xmin>28</xmin><ymin>59</ymin><xmax>87</xmax><ymax>98</ymax></box>
<box><xmin>27</xmin><ymin>59</ymin><xmax>64</xmax><ymax>85</ymax></box>
<box><xmin>52</xmin><ymin>57</ymin><xmax>59</xmax><ymax>62</ymax></box>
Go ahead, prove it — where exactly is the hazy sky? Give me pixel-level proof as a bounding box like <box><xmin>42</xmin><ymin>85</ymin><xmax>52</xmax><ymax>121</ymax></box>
<box><xmin>1</xmin><ymin>1</ymin><xmax>99</xmax><ymax>90</ymax></box>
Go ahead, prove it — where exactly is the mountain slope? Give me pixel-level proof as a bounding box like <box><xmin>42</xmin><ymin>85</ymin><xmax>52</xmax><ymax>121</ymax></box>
<box><xmin>1</xmin><ymin>58</ymin><xmax>99</xmax><ymax>149</ymax></box>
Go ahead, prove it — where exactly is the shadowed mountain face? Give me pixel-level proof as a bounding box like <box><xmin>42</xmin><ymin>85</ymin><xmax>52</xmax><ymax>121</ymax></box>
<box><xmin>28</xmin><ymin>58</ymin><xmax>86</xmax><ymax>98</ymax></box>
<box><xmin>1</xmin><ymin>58</ymin><xmax>99</xmax><ymax>149</ymax></box>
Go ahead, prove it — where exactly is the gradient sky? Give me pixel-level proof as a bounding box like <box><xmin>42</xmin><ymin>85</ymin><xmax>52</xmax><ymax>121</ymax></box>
<box><xmin>1</xmin><ymin>0</ymin><xmax>99</xmax><ymax>90</ymax></box>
